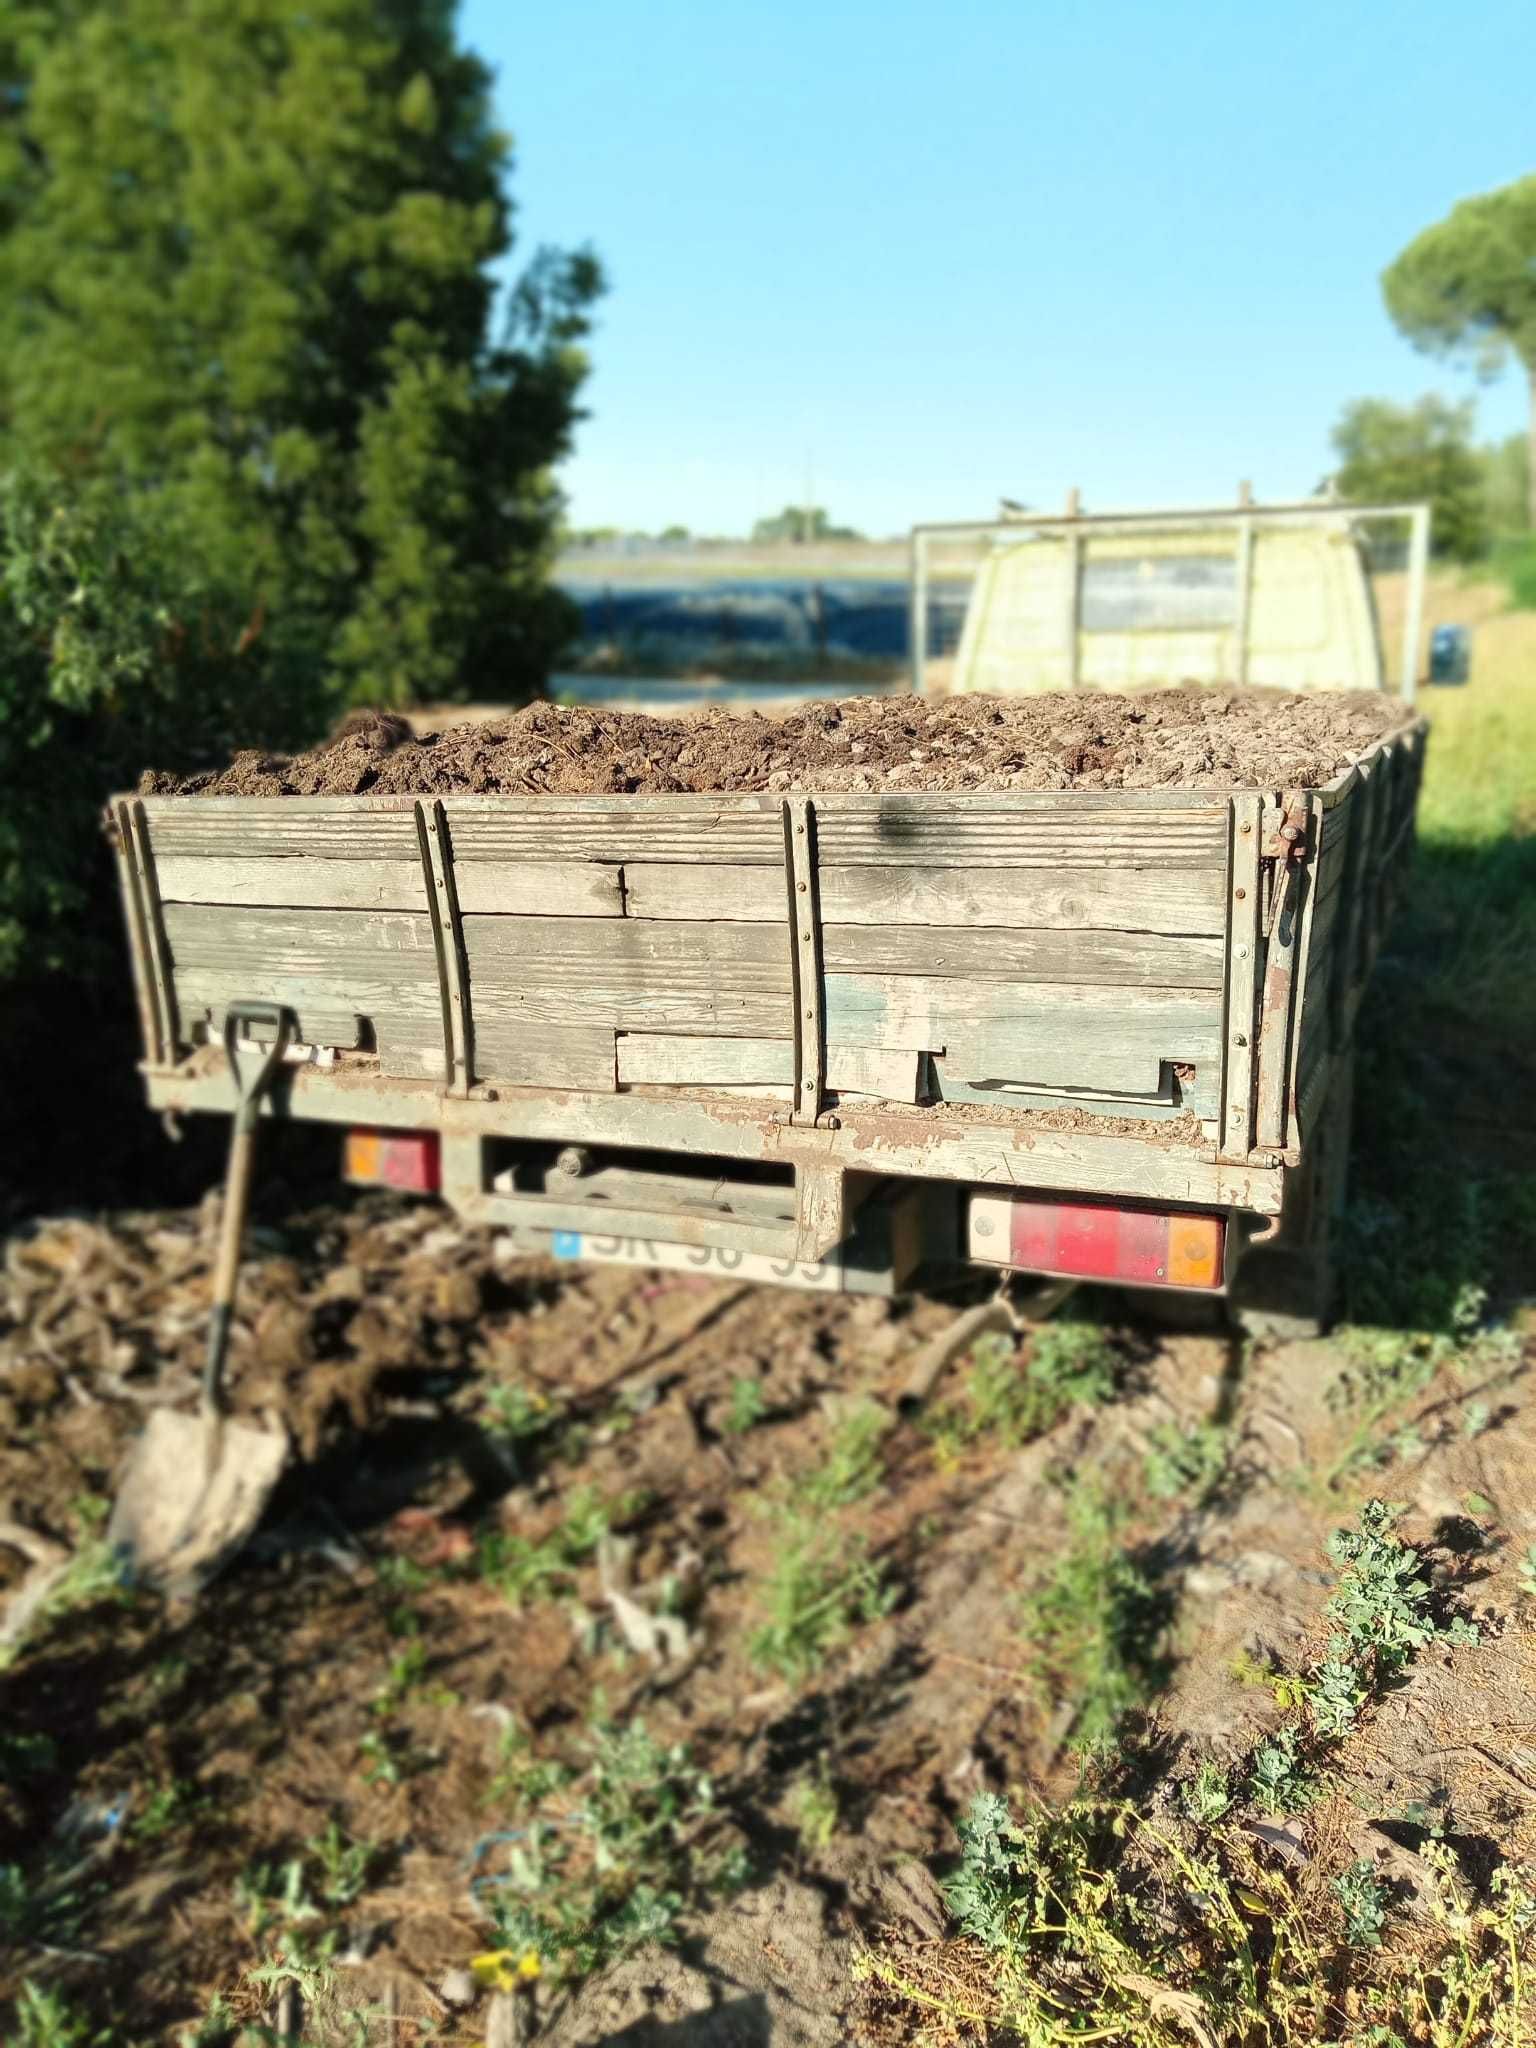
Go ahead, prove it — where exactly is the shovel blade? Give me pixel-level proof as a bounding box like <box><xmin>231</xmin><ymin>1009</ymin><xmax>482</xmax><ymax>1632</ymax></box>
<box><xmin>108</xmin><ymin>1409</ymin><xmax>288</xmax><ymax>1593</ymax></box>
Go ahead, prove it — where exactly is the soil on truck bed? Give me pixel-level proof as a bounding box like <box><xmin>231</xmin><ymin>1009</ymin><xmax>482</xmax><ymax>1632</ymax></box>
<box><xmin>143</xmin><ymin>686</ymin><xmax>1413</xmax><ymax>800</ymax></box>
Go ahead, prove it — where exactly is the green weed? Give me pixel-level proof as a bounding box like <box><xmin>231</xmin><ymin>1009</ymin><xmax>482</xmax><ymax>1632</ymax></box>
<box><xmin>476</xmin><ymin>1720</ymin><xmax>734</xmax><ymax>1985</ymax></box>
<box><xmin>1143</xmin><ymin>1419</ymin><xmax>1231</xmax><ymax>1501</ymax></box>
<box><xmin>1016</xmin><ymin>1483</ymin><xmax>1168</xmax><ymax>1757</ymax></box>
<box><xmin>925</xmin><ymin>1321</ymin><xmax>1121</xmax><ymax>1462</ymax></box>
<box><xmin>722</xmin><ymin>1374</ymin><xmax>768</xmax><ymax>1435</ymax></box>
<box><xmin>792</xmin><ymin>1398</ymin><xmax>889</xmax><ymax>1510</ymax></box>
<box><xmin>748</xmin><ymin>1513</ymin><xmax>895</xmax><ymax>1684</ymax></box>
<box><xmin>1334</xmin><ymin>1857</ymin><xmax>1390</xmax><ymax>1948</ymax></box>
<box><xmin>1247</xmin><ymin>1725</ymin><xmax>1321</xmax><ymax>1816</ymax></box>
<box><xmin>130</xmin><ymin>1775</ymin><xmax>207</xmax><ymax>1842</ymax></box>
<box><xmin>1518</xmin><ymin>1545</ymin><xmax>1536</xmax><ymax>1600</ymax></box>
<box><xmin>9</xmin><ymin>1983</ymin><xmax>116</xmax><ymax>2048</ymax></box>
<box><xmin>1179</xmin><ymin>1758</ymin><xmax>1232</xmax><ymax>1824</ymax></box>
<box><xmin>861</xmin><ymin>1791</ymin><xmax>1536</xmax><ymax>2047</ymax></box>
<box><xmin>471</xmin><ymin>1487</ymin><xmax>616</xmax><ymax>1610</ymax></box>
<box><xmin>787</xmin><ymin>1764</ymin><xmax>841</xmax><ymax>1851</ymax></box>
<box><xmin>305</xmin><ymin>1819</ymin><xmax>378</xmax><ymax>1908</ymax></box>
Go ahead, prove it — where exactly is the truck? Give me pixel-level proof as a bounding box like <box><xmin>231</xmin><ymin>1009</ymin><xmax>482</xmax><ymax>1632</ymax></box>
<box><xmin>910</xmin><ymin>494</ymin><xmax>1432</xmax><ymax>701</ymax></box>
<box><xmin>108</xmin><ymin>709</ymin><xmax>1425</xmax><ymax>1334</ymax></box>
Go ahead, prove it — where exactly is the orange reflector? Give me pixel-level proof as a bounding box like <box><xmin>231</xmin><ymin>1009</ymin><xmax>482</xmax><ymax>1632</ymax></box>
<box><xmin>1167</xmin><ymin>1214</ymin><xmax>1224</xmax><ymax>1289</ymax></box>
<box><xmin>345</xmin><ymin>1128</ymin><xmax>439</xmax><ymax>1194</ymax></box>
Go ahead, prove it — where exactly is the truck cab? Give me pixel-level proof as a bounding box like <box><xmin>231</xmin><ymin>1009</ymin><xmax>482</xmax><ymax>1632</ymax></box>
<box><xmin>911</xmin><ymin>496</ymin><xmax>1431</xmax><ymax>701</ymax></box>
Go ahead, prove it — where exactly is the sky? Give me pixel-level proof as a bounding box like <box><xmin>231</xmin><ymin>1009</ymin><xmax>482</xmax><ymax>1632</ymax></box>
<box><xmin>459</xmin><ymin>0</ymin><xmax>1534</xmax><ymax>539</ymax></box>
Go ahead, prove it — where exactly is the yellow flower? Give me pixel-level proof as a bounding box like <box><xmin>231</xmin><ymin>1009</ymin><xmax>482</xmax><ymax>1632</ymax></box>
<box><xmin>470</xmin><ymin>1947</ymin><xmax>542</xmax><ymax>1989</ymax></box>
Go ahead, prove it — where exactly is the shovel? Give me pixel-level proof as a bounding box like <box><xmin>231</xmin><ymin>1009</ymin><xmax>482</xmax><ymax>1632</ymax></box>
<box><xmin>109</xmin><ymin>1002</ymin><xmax>295</xmax><ymax>1592</ymax></box>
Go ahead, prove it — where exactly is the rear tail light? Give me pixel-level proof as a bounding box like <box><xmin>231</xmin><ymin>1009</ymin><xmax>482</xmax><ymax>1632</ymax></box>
<box><xmin>968</xmin><ymin>1191</ymin><xmax>1225</xmax><ymax>1290</ymax></box>
<box><xmin>345</xmin><ymin>1129</ymin><xmax>441</xmax><ymax>1194</ymax></box>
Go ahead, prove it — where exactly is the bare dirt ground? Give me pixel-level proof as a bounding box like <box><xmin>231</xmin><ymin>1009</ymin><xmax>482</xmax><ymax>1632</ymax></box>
<box><xmin>142</xmin><ymin>686</ymin><xmax>1411</xmax><ymax>799</ymax></box>
<box><xmin>2</xmin><ymin>1190</ymin><xmax>1532</xmax><ymax>2044</ymax></box>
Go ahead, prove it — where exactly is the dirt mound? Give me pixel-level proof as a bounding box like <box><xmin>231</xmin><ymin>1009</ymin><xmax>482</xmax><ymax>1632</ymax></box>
<box><xmin>143</xmin><ymin>687</ymin><xmax>1413</xmax><ymax>799</ymax></box>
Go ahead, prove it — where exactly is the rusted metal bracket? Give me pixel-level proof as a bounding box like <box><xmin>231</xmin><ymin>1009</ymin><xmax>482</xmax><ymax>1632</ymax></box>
<box><xmin>1261</xmin><ymin>794</ymin><xmax>1310</xmax><ymax>939</ymax></box>
<box><xmin>783</xmin><ymin>796</ymin><xmax>832</xmax><ymax>1126</ymax></box>
<box><xmin>415</xmin><ymin>799</ymin><xmax>473</xmax><ymax>1097</ymax></box>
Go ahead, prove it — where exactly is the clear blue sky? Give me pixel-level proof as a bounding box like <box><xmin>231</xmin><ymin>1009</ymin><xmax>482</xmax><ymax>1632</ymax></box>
<box><xmin>460</xmin><ymin>0</ymin><xmax>1533</xmax><ymax>538</ymax></box>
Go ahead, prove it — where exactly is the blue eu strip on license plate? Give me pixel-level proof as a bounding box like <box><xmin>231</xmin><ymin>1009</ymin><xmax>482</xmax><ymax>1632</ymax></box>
<box><xmin>551</xmin><ymin>1231</ymin><xmax>583</xmax><ymax>1259</ymax></box>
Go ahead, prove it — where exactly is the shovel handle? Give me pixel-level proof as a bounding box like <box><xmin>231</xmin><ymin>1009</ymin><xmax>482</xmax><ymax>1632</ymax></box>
<box><xmin>203</xmin><ymin>1004</ymin><xmax>294</xmax><ymax>1412</ymax></box>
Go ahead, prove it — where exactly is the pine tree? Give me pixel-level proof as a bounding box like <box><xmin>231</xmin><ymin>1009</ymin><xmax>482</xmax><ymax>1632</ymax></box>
<box><xmin>0</xmin><ymin>0</ymin><xmax>602</xmax><ymax>709</ymax></box>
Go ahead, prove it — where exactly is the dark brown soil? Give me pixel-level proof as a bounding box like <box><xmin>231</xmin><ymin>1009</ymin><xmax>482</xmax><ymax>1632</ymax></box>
<box><xmin>142</xmin><ymin>688</ymin><xmax>1414</xmax><ymax>800</ymax></box>
<box><xmin>3</xmin><ymin>1190</ymin><xmax>1532</xmax><ymax>2045</ymax></box>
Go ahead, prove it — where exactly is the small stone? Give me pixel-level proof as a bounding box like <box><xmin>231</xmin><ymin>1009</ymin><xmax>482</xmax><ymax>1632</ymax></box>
<box><xmin>438</xmin><ymin>1967</ymin><xmax>477</xmax><ymax>2008</ymax></box>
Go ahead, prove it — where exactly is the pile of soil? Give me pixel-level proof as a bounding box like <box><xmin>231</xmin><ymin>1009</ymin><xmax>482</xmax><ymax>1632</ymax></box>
<box><xmin>143</xmin><ymin>687</ymin><xmax>1414</xmax><ymax>800</ymax></box>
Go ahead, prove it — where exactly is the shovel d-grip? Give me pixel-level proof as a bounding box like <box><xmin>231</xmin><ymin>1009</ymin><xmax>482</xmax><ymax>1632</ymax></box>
<box><xmin>203</xmin><ymin>1002</ymin><xmax>294</xmax><ymax>1412</ymax></box>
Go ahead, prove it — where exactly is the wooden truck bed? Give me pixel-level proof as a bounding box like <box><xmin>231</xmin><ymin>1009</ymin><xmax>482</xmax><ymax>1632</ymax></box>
<box><xmin>111</xmin><ymin>721</ymin><xmax>1423</xmax><ymax>1287</ymax></box>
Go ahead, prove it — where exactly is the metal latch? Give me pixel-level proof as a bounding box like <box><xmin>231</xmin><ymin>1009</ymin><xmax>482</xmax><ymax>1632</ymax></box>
<box><xmin>1262</xmin><ymin>796</ymin><xmax>1309</xmax><ymax>938</ymax></box>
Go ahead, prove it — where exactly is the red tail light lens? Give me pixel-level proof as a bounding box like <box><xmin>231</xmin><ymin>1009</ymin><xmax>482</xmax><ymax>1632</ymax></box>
<box><xmin>968</xmin><ymin>1192</ymin><xmax>1224</xmax><ymax>1289</ymax></box>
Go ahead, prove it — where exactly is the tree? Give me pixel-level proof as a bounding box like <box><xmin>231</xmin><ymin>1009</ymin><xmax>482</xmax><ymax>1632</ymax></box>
<box><xmin>0</xmin><ymin>0</ymin><xmax>603</xmax><ymax>709</ymax></box>
<box><xmin>1328</xmin><ymin>396</ymin><xmax>1488</xmax><ymax>561</ymax></box>
<box><xmin>751</xmin><ymin>506</ymin><xmax>863</xmax><ymax>544</ymax></box>
<box><xmin>1477</xmin><ymin>434</ymin><xmax>1531</xmax><ymax>536</ymax></box>
<box><xmin>1383</xmin><ymin>177</ymin><xmax>1536</xmax><ymax>529</ymax></box>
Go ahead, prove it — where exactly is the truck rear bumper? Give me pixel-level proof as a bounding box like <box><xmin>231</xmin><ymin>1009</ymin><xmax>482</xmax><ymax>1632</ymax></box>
<box><xmin>145</xmin><ymin>1054</ymin><xmax>1287</xmax><ymax>1284</ymax></box>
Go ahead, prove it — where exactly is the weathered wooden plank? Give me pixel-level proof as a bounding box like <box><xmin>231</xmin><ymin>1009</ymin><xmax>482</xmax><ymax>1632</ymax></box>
<box><xmin>463</xmin><ymin>915</ymin><xmax>786</xmax><ymax>982</ymax></box>
<box><xmin>825</xmin><ymin>974</ymin><xmax>1220</xmax><ymax>1095</ymax></box>
<box><xmin>618</xmin><ymin>1035</ymin><xmax>792</xmax><ymax>1086</ymax></box>
<box><xmin>164</xmin><ymin>903</ymin><xmax>438</xmax><ymax>967</ymax></box>
<box><xmin>824</xmin><ymin>865</ymin><xmax>1226</xmax><ymax>934</ymax></box>
<box><xmin>616</xmin><ymin>1035</ymin><xmax>920</xmax><ymax>1103</ymax></box>
<box><xmin>623</xmin><ymin>865</ymin><xmax>786</xmax><ymax>920</ymax></box>
<box><xmin>822</xmin><ymin>924</ymin><xmax>1224</xmax><ymax>988</ymax></box>
<box><xmin>141</xmin><ymin>805</ymin><xmax>419</xmax><ymax>860</ymax></box>
<box><xmin>177</xmin><ymin>970</ymin><xmax>442</xmax><ymax>1021</ymax></box>
<box><xmin>830</xmin><ymin>1046</ymin><xmax>923</xmax><ymax>1101</ymax></box>
<box><xmin>193</xmin><ymin>999</ymin><xmax>365</xmax><ymax>1050</ymax></box>
<box><xmin>471</xmin><ymin>1022</ymin><xmax>617</xmax><ymax>1092</ymax></box>
<box><xmin>445</xmin><ymin>807</ymin><xmax>784</xmax><ymax>865</ymax></box>
<box><xmin>1218</xmin><ymin>793</ymin><xmax>1264</xmax><ymax>1157</ymax></box>
<box><xmin>155</xmin><ymin>856</ymin><xmax>427</xmax><ymax>911</ymax></box>
<box><xmin>470</xmin><ymin>984</ymin><xmax>791</xmax><ymax>1036</ymax></box>
<box><xmin>812</xmin><ymin>808</ymin><xmax>1230</xmax><ymax>867</ymax></box>
<box><xmin>626</xmin><ymin>862</ymin><xmax>1225</xmax><ymax>936</ymax></box>
<box><xmin>451</xmin><ymin>862</ymin><xmax>623</xmax><ymax>916</ymax></box>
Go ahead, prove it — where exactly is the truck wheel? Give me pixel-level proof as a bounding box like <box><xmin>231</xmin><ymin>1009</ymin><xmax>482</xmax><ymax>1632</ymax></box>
<box><xmin>1229</xmin><ymin>1052</ymin><xmax>1354</xmax><ymax>1342</ymax></box>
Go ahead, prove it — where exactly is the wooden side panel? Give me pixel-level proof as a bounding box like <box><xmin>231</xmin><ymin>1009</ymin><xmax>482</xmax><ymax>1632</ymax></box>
<box><xmin>627</xmin><ymin>862</ymin><xmax>1224</xmax><ymax>937</ymax></box>
<box><xmin>616</xmin><ymin>1035</ymin><xmax>920</xmax><ymax>1104</ymax></box>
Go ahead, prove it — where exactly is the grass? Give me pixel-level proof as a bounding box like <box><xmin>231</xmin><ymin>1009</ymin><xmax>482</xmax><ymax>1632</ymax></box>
<box><xmin>924</xmin><ymin>1320</ymin><xmax>1122</xmax><ymax>1464</ymax></box>
<box><xmin>748</xmin><ymin>1511</ymin><xmax>895</xmax><ymax>1683</ymax></box>
<box><xmin>1015</xmin><ymin>1481</ymin><xmax>1169</xmax><ymax>1758</ymax></box>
